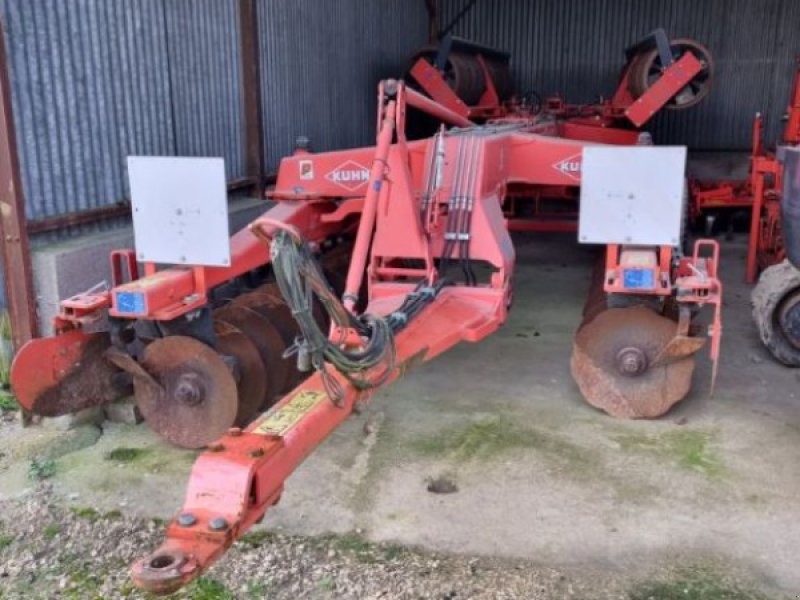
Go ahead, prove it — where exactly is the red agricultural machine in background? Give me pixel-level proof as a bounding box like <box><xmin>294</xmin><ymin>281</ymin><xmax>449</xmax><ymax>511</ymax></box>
<box><xmin>9</xmin><ymin>31</ymin><xmax>719</xmax><ymax>592</ymax></box>
<box><xmin>689</xmin><ymin>61</ymin><xmax>800</xmax><ymax>366</ymax></box>
<box><xmin>409</xmin><ymin>32</ymin><xmax>713</xmax><ymax>235</ymax></box>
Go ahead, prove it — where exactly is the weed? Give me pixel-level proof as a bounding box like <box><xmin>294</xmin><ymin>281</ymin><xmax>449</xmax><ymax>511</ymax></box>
<box><xmin>0</xmin><ymin>311</ymin><xmax>11</xmax><ymax>340</ymax></box>
<box><xmin>629</xmin><ymin>567</ymin><xmax>770</xmax><ymax>600</ymax></box>
<box><xmin>0</xmin><ymin>534</ymin><xmax>12</xmax><ymax>549</ymax></box>
<box><xmin>63</xmin><ymin>568</ymin><xmax>103</xmax><ymax>600</ymax></box>
<box><xmin>318</xmin><ymin>576</ymin><xmax>335</xmax><ymax>591</ymax></box>
<box><xmin>185</xmin><ymin>576</ymin><xmax>235</xmax><ymax>600</ymax></box>
<box><xmin>69</xmin><ymin>506</ymin><xmax>100</xmax><ymax>522</ymax></box>
<box><xmin>238</xmin><ymin>530</ymin><xmax>276</xmax><ymax>547</ymax></box>
<box><xmin>0</xmin><ymin>392</ymin><xmax>17</xmax><ymax>412</ymax></box>
<box><xmin>103</xmin><ymin>509</ymin><xmax>122</xmax><ymax>520</ymax></box>
<box><xmin>105</xmin><ymin>447</ymin><xmax>150</xmax><ymax>462</ymax></box>
<box><xmin>0</xmin><ymin>313</ymin><xmax>12</xmax><ymax>389</ymax></box>
<box><xmin>327</xmin><ymin>532</ymin><xmax>408</xmax><ymax>564</ymax></box>
<box><xmin>246</xmin><ymin>580</ymin><xmax>270</xmax><ymax>598</ymax></box>
<box><xmin>381</xmin><ymin>543</ymin><xmax>407</xmax><ymax>561</ymax></box>
<box><xmin>334</xmin><ymin>531</ymin><xmax>372</xmax><ymax>555</ymax></box>
<box><xmin>43</xmin><ymin>523</ymin><xmax>62</xmax><ymax>539</ymax></box>
<box><xmin>28</xmin><ymin>457</ymin><xmax>56</xmax><ymax>480</ymax></box>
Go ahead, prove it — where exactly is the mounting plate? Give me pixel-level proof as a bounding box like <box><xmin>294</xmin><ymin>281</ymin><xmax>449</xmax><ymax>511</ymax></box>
<box><xmin>578</xmin><ymin>146</ymin><xmax>687</xmax><ymax>246</ymax></box>
<box><xmin>127</xmin><ymin>156</ymin><xmax>230</xmax><ymax>267</ymax></box>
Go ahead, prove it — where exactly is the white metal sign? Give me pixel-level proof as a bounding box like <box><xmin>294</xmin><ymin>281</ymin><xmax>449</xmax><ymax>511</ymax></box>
<box><xmin>578</xmin><ymin>146</ymin><xmax>687</xmax><ymax>246</ymax></box>
<box><xmin>127</xmin><ymin>156</ymin><xmax>231</xmax><ymax>267</ymax></box>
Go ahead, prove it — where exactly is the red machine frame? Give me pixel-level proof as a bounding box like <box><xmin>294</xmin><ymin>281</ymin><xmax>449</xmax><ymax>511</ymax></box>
<box><xmin>689</xmin><ymin>59</ymin><xmax>800</xmax><ymax>284</ymax></box>
<box><xmin>124</xmin><ymin>74</ymin><xmax>722</xmax><ymax>592</ymax></box>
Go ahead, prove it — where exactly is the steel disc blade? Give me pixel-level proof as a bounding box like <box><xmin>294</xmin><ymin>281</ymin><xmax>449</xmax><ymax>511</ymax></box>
<box><xmin>137</xmin><ymin>336</ymin><xmax>237</xmax><ymax>449</ymax></box>
<box><xmin>10</xmin><ymin>330</ymin><xmax>125</xmax><ymax>416</ymax></box>
<box><xmin>571</xmin><ymin>306</ymin><xmax>696</xmax><ymax>419</ymax></box>
<box><xmin>214</xmin><ymin>320</ymin><xmax>267</xmax><ymax>427</ymax></box>
<box><xmin>214</xmin><ymin>303</ymin><xmax>289</xmax><ymax>406</ymax></box>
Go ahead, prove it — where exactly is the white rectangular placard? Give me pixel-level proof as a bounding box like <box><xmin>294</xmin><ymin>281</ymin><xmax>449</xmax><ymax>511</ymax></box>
<box><xmin>578</xmin><ymin>146</ymin><xmax>687</xmax><ymax>246</ymax></box>
<box><xmin>127</xmin><ymin>156</ymin><xmax>230</xmax><ymax>267</ymax></box>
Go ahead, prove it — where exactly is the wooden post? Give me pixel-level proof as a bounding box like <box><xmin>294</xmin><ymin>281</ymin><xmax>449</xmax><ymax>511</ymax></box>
<box><xmin>239</xmin><ymin>0</ymin><xmax>265</xmax><ymax>192</ymax></box>
<box><xmin>0</xmin><ymin>22</ymin><xmax>37</xmax><ymax>425</ymax></box>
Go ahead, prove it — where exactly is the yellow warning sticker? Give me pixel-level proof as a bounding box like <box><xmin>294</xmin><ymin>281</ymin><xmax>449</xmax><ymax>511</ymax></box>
<box><xmin>252</xmin><ymin>390</ymin><xmax>327</xmax><ymax>436</ymax></box>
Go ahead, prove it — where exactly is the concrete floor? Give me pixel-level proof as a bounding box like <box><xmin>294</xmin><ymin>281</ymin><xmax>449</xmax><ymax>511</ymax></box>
<box><xmin>2</xmin><ymin>231</ymin><xmax>799</xmax><ymax>596</ymax></box>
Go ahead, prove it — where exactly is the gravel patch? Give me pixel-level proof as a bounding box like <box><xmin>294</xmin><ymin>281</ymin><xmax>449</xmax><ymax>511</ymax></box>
<box><xmin>0</xmin><ymin>486</ymin><xmax>781</xmax><ymax>600</ymax></box>
<box><xmin>0</xmin><ymin>486</ymin><xmax>624</xmax><ymax>600</ymax></box>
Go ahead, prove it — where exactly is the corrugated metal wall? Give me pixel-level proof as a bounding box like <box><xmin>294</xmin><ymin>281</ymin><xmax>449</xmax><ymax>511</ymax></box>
<box><xmin>4</xmin><ymin>0</ymin><xmax>791</xmax><ymax>228</ymax></box>
<box><xmin>439</xmin><ymin>0</ymin><xmax>799</xmax><ymax>149</ymax></box>
<box><xmin>0</xmin><ymin>0</ymin><xmax>246</xmax><ymax>239</ymax></box>
<box><xmin>0</xmin><ymin>0</ymin><xmax>427</xmax><ymax>236</ymax></box>
<box><xmin>258</xmin><ymin>0</ymin><xmax>428</xmax><ymax>169</ymax></box>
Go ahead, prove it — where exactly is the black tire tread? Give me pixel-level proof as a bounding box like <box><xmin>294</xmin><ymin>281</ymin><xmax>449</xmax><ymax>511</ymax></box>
<box><xmin>751</xmin><ymin>260</ymin><xmax>800</xmax><ymax>366</ymax></box>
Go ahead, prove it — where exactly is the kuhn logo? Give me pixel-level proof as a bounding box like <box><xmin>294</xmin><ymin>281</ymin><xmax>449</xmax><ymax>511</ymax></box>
<box><xmin>552</xmin><ymin>153</ymin><xmax>582</xmax><ymax>181</ymax></box>
<box><xmin>325</xmin><ymin>160</ymin><xmax>370</xmax><ymax>191</ymax></box>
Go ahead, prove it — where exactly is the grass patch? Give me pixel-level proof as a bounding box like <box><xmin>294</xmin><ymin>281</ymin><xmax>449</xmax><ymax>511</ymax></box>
<box><xmin>105</xmin><ymin>447</ymin><xmax>150</xmax><ymax>463</ymax></box>
<box><xmin>0</xmin><ymin>534</ymin><xmax>12</xmax><ymax>549</ymax></box>
<box><xmin>184</xmin><ymin>576</ymin><xmax>235</xmax><ymax>600</ymax></box>
<box><xmin>0</xmin><ymin>312</ymin><xmax>13</xmax><ymax>389</ymax></box>
<box><xmin>317</xmin><ymin>576</ymin><xmax>335</xmax><ymax>591</ymax></box>
<box><xmin>69</xmin><ymin>506</ymin><xmax>100</xmax><ymax>522</ymax></box>
<box><xmin>326</xmin><ymin>532</ymin><xmax>408</xmax><ymax>564</ymax></box>
<box><xmin>0</xmin><ymin>392</ymin><xmax>17</xmax><ymax>412</ymax></box>
<box><xmin>43</xmin><ymin>523</ymin><xmax>62</xmax><ymax>539</ymax></box>
<box><xmin>0</xmin><ymin>311</ymin><xmax>11</xmax><ymax>340</ymax></box>
<box><xmin>238</xmin><ymin>530</ymin><xmax>277</xmax><ymax>547</ymax></box>
<box><xmin>245</xmin><ymin>580</ymin><xmax>270</xmax><ymax>598</ymax></box>
<box><xmin>629</xmin><ymin>567</ymin><xmax>770</xmax><ymax>600</ymax></box>
<box><xmin>67</xmin><ymin>507</ymin><xmax>122</xmax><ymax>523</ymax></box>
<box><xmin>613</xmin><ymin>428</ymin><xmax>725</xmax><ymax>477</ymax></box>
<box><xmin>411</xmin><ymin>415</ymin><xmax>597</xmax><ymax>476</ymax></box>
<box><xmin>63</xmin><ymin>568</ymin><xmax>103</xmax><ymax>600</ymax></box>
<box><xmin>28</xmin><ymin>457</ymin><xmax>56</xmax><ymax>480</ymax></box>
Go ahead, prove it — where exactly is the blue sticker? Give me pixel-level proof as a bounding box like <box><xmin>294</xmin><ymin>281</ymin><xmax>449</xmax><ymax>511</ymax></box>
<box><xmin>622</xmin><ymin>268</ymin><xmax>654</xmax><ymax>290</ymax></box>
<box><xmin>373</xmin><ymin>180</ymin><xmax>382</xmax><ymax>192</ymax></box>
<box><xmin>115</xmin><ymin>291</ymin><xmax>146</xmax><ymax>315</ymax></box>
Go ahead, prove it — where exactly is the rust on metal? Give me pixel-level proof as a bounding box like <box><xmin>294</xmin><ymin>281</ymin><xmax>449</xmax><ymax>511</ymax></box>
<box><xmin>10</xmin><ymin>330</ymin><xmax>124</xmax><ymax>416</ymax></box>
<box><xmin>571</xmin><ymin>306</ymin><xmax>698</xmax><ymax>419</ymax></box>
<box><xmin>136</xmin><ymin>336</ymin><xmax>238</xmax><ymax>449</ymax></box>
<box><xmin>233</xmin><ymin>289</ymin><xmax>301</xmax><ymax>388</ymax></box>
<box><xmin>213</xmin><ymin>319</ymin><xmax>267</xmax><ymax>427</ymax></box>
<box><xmin>214</xmin><ymin>302</ymin><xmax>289</xmax><ymax>405</ymax></box>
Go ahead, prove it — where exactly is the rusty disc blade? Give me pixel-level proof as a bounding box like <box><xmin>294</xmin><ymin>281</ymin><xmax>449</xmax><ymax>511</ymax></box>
<box><xmin>136</xmin><ymin>336</ymin><xmax>237</xmax><ymax>449</ymax></box>
<box><xmin>214</xmin><ymin>303</ymin><xmax>289</xmax><ymax>407</ymax></box>
<box><xmin>238</xmin><ymin>287</ymin><xmax>298</xmax><ymax>346</ymax></box>
<box><xmin>10</xmin><ymin>330</ymin><xmax>127</xmax><ymax>416</ymax></box>
<box><xmin>259</xmin><ymin>280</ymin><xmax>331</xmax><ymax>349</ymax></box>
<box><xmin>570</xmin><ymin>306</ymin><xmax>696</xmax><ymax>419</ymax></box>
<box><xmin>214</xmin><ymin>320</ymin><xmax>267</xmax><ymax>427</ymax></box>
<box><xmin>232</xmin><ymin>290</ymin><xmax>302</xmax><ymax>390</ymax></box>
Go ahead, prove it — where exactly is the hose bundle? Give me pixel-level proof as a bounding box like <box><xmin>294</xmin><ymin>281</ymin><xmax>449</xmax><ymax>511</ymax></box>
<box><xmin>270</xmin><ymin>230</ymin><xmax>396</xmax><ymax>405</ymax></box>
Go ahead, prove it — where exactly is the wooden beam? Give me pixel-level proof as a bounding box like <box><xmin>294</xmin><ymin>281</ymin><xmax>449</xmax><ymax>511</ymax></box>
<box><xmin>0</xmin><ymin>22</ymin><xmax>37</xmax><ymax>351</ymax></box>
<box><xmin>239</xmin><ymin>0</ymin><xmax>265</xmax><ymax>190</ymax></box>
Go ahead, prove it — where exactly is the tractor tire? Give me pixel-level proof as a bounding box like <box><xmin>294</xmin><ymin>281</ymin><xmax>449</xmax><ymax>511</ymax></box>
<box><xmin>752</xmin><ymin>260</ymin><xmax>800</xmax><ymax>366</ymax></box>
